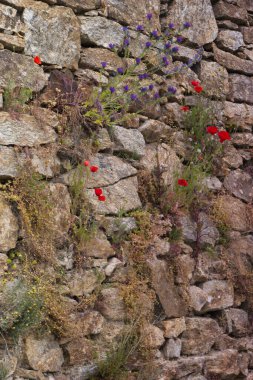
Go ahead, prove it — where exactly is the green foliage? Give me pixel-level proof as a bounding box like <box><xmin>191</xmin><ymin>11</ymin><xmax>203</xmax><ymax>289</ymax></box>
<box><xmin>168</xmin><ymin>226</ymin><xmax>182</xmax><ymax>242</ymax></box>
<box><xmin>0</xmin><ymin>279</ymin><xmax>44</xmax><ymax>337</ymax></box>
<box><xmin>3</xmin><ymin>81</ymin><xmax>32</xmax><ymax>112</ymax></box>
<box><xmin>0</xmin><ymin>363</ymin><xmax>8</xmax><ymax>380</ymax></box>
<box><xmin>70</xmin><ymin>164</ymin><xmax>97</xmax><ymax>249</ymax></box>
<box><xmin>93</xmin><ymin>326</ymin><xmax>140</xmax><ymax>380</ymax></box>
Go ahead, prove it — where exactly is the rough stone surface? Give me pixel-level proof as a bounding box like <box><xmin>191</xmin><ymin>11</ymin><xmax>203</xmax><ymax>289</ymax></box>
<box><xmin>224</xmin><ymin>308</ymin><xmax>250</xmax><ymax>337</ymax></box>
<box><xmin>201</xmin><ymin>280</ymin><xmax>234</xmax><ymax>312</ymax></box>
<box><xmin>141</xmin><ymin>143</ymin><xmax>182</xmax><ymax>188</ymax></box>
<box><xmin>222</xmin><ymin>145</ymin><xmax>243</xmax><ymax>169</ymax></box>
<box><xmin>213</xmin><ymin>1</ymin><xmax>248</xmax><ymax>24</ymax></box>
<box><xmin>0</xmin><ymin>32</ymin><xmax>24</xmax><ymax>52</ymax></box>
<box><xmin>199</xmin><ymin>61</ymin><xmax>229</xmax><ymax>99</ymax></box>
<box><xmin>141</xmin><ymin>324</ymin><xmax>165</xmax><ymax>349</ymax></box>
<box><xmin>0</xmin><ymin>3</ymin><xmax>24</xmax><ymax>33</ymax></box>
<box><xmin>242</xmin><ymin>27</ymin><xmax>253</xmax><ymax>44</ymax></box>
<box><xmin>232</xmin><ymin>133</ymin><xmax>253</xmax><ymax>147</ymax></box>
<box><xmin>87</xmin><ymin>176</ymin><xmax>142</xmax><ymax>215</ymax></box>
<box><xmin>204</xmin><ymin>349</ymin><xmax>242</xmax><ymax>379</ymax></box>
<box><xmin>25</xmin><ymin>335</ymin><xmax>64</xmax><ymax>372</ymax></box>
<box><xmin>179</xmin><ymin>215</ymin><xmax>197</xmax><ymax>243</ymax></box>
<box><xmin>147</xmin><ymin>255</ymin><xmax>188</xmax><ymax>318</ymax></box>
<box><xmin>181</xmin><ymin>318</ymin><xmax>221</xmax><ymax>355</ymax></box>
<box><xmin>167</xmin><ymin>0</ymin><xmax>218</xmax><ymax>46</ymax></box>
<box><xmin>224</xmin><ymin>102</ymin><xmax>253</xmax><ymax>130</ymax></box>
<box><xmin>64</xmin><ymin>337</ymin><xmax>94</xmax><ymax>365</ymax></box>
<box><xmin>84</xmin><ymin>232</ymin><xmax>115</xmax><ymax>259</ymax></box>
<box><xmin>215</xmin><ymin>195</ymin><xmax>253</xmax><ymax>232</ymax></box>
<box><xmin>0</xmin><ymin>50</ymin><xmax>48</xmax><ymax>91</ymax></box>
<box><xmin>163</xmin><ymin>338</ymin><xmax>182</xmax><ymax>359</ymax></box>
<box><xmin>96</xmin><ymin>287</ymin><xmax>126</xmax><ymax>321</ymax></box>
<box><xmin>0</xmin><ymin>111</ymin><xmax>57</xmax><ymax>147</ymax></box>
<box><xmin>189</xmin><ymin>286</ymin><xmax>209</xmax><ymax>312</ymax></box>
<box><xmin>68</xmin><ymin>269</ymin><xmax>104</xmax><ymax>296</ymax></box>
<box><xmin>217</xmin><ymin>30</ymin><xmax>244</xmax><ymax>52</ymax></box>
<box><xmin>110</xmin><ymin>125</ymin><xmax>146</xmax><ymax>157</ymax></box>
<box><xmin>224</xmin><ymin>169</ymin><xmax>253</xmax><ymax>203</ymax></box>
<box><xmin>213</xmin><ymin>44</ymin><xmax>253</xmax><ymax>75</ymax></box>
<box><xmin>139</xmin><ymin>119</ymin><xmax>172</xmax><ymax>143</ymax></box>
<box><xmin>23</xmin><ymin>6</ymin><xmax>80</xmax><ymax>69</ymax></box>
<box><xmin>105</xmin><ymin>0</ymin><xmax>160</xmax><ymax>30</ymax></box>
<box><xmin>57</xmin><ymin>0</ymin><xmax>99</xmax><ymax>12</ymax></box>
<box><xmin>228</xmin><ymin>74</ymin><xmax>253</xmax><ymax>105</ymax></box>
<box><xmin>80</xmin><ymin>48</ymin><xmax>123</xmax><ymax>72</ymax></box>
<box><xmin>0</xmin><ymin>195</ymin><xmax>19</xmax><ymax>252</ymax></box>
<box><xmin>162</xmin><ymin>318</ymin><xmax>186</xmax><ymax>338</ymax></box>
<box><xmin>198</xmin><ymin>212</ymin><xmax>220</xmax><ymax>247</ymax></box>
<box><xmin>79</xmin><ymin>16</ymin><xmax>124</xmax><ymax>49</ymax></box>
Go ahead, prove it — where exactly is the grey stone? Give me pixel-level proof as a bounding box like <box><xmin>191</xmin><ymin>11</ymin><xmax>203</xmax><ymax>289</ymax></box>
<box><xmin>147</xmin><ymin>255</ymin><xmax>188</xmax><ymax>318</ymax></box>
<box><xmin>23</xmin><ymin>6</ymin><xmax>80</xmax><ymax>69</ymax></box>
<box><xmin>0</xmin><ymin>3</ymin><xmax>24</xmax><ymax>33</ymax></box>
<box><xmin>139</xmin><ymin>119</ymin><xmax>172</xmax><ymax>143</ymax></box>
<box><xmin>101</xmin><ymin>216</ymin><xmax>137</xmax><ymax>237</ymax></box>
<box><xmin>0</xmin><ymin>195</ymin><xmax>18</xmax><ymax>252</ymax></box>
<box><xmin>79</xmin><ymin>16</ymin><xmax>124</xmax><ymax>49</ymax></box>
<box><xmin>111</xmin><ymin>125</ymin><xmax>146</xmax><ymax>157</ymax></box>
<box><xmin>222</xmin><ymin>145</ymin><xmax>243</xmax><ymax>169</ymax></box>
<box><xmin>0</xmin><ymin>50</ymin><xmax>48</xmax><ymax>91</ymax></box>
<box><xmin>203</xmin><ymin>176</ymin><xmax>222</xmax><ymax>190</ymax></box>
<box><xmin>189</xmin><ymin>286</ymin><xmax>209</xmax><ymax>312</ymax></box>
<box><xmin>141</xmin><ymin>324</ymin><xmax>165</xmax><ymax>349</ymax></box>
<box><xmin>80</xmin><ymin>48</ymin><xmax>123</xmax><ymax>72</ymax></box>
<box><xmin>84</xmin><ymin>231</ymin><xmax>115</xmax><ymax>259</ymax></box>
<box><xmin>179</xmin><ymin>215</ymin><xmax>197</xmax><ymax>243</ymax></box>
<box><xmin>105</xmin><ymin>0</ymin><xmax>160</xmax><ymax>30</ymax></box>
<box><xmin>167</xmin><ymin>0</ymin><xmax>218</xmax><ymax>46</ymax></box>
<box><xmin>224</xmin><ymin>169</ymin><xmax>253</xmax><ymax>203</ymax></box>
<box><xmin>232</xmin><ymin>133</ymin><xmax>253</xmax><ymax>147</ymax></box>
<box><xmin>96</xmin><ymin>287</ymin><xmax>126</xmax><ymax>321</ymax></box>
<box><xmin>199</xmin><ymin>61</ymin><xmax>229</xmax><ymax>99</ymax></box>
<box><xmin>162</xmin><ymin>318</ymin><xmax>186</xmax><ymax>338</ymax></box>
<box><xmin>228</xmin><ymin>74</ymin><xmax>253</xmax><ymax>105</ymax></box>
<box><xmin>217</xmin><ymin>30</ymin><xmax>244</xmax><ymax>52</ymax></box>
<box><xmin>25</xmin><ymin>335</ymin><xmax>64</xmax><ymax>372</ymax></box>
<box><xmin>163</xmin><ymin>339</ymin><xmax>181</xmax><ymax>359</ymax></box>
<box><xmin>224</xmin><ymin>308</ymin><xmax>250</xmax><ymax>337</ymax></box>
<box><xmin>198</xmin><ymin>212</ymin><xmax>220</xmax><ymax>247</ymax></box>
<box><xmin>242</xmin><ymin>26</ymin><xmax>253</xmax><ymax>44</ymax></box>
<box><xmin>201</xmin><ymin>280</ymin><xmax>234</xmax><ymax>312</ymax></box>
<box><xmin>0</xmin><ymin>32</ymin><xmax>24</xmax><ymax>52</ymax></box>
<box><xmin>56</xmin><ymin>0</ymin><xmax>99</xmax><ymax>12</ymax></box>
<box><xmin>68</xmin><ymin>269</ymin><xmax>104</xmax><ymax>296</ymax></box>
<box><xmin>105</xmin><ymin>258</ymin><xmax>122</xmax><ymax>276</ymax></box>
<box><xmin>224</xmin><ymin>102</ymin><xmax>253</xmax><ymax>131</ymax></box>
<box><xmin>87</xmin><ymin>176</ymin><xmax>142</xmax><ymax>215</ymax></box>
<box><xmin>181</xmin><ymin>317</ymin><xmax>222</xmax><ymax>355</ymax></box>
<box><xmin>193</xmin><ymin>250</ymin><xmax>227</xmax><ymax>283</ymax></box>
<box><xmin>0</xmin><ymin>111</ymin><xmax>57</xmax><ymax>147</ymax></box>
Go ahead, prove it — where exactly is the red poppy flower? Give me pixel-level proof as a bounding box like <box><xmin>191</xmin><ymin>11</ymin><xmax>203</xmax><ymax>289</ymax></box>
<box><xmin>98</xmin><ymin>195</ymin><xmax>106</xmax><ymax>201</ymax></box>
<box><xmin>218</xmin><ymin>130</ymin><xmax>231</xmax><ymax>143</ymax></box>
<box><xmin>206</xmin><ymin>126</ymin><xmax>218</xmax><ymax>135</ymax></box>
<box><xmin>34</xmin><ymin>56</ymin><xmax>42</xmax><ymax>65</ymax></box>
<box><xmin>95</xmin><ymin>188</ymin><xmax>103</xmax><ymax>196</ymax></box>
<box><xmin>178</xmin><ymin>179</ymin><xmax>188</xmax><ymax>187</ymax></box>
<box><xmin>84</xmin><ymin>160</ymin><xmax>90</xmax><ymax>167</ymax></box>
<box><xmin>181</xmin><ymin>105</ymin><xmax>190</xmax><ymax>112</ymax></box>
<box><xmin>90</xmin><ymin>166</ymin><xmax>99</xmax><ymax>173</ymax></box>
<box><xmin>194</xmin><ymin>85</ymin><xmax>203</xmax><ymax>93</ymax></box>
<box><xmin>191</xmin><ymin>80</ymin><xmax>199</xmax><ymax>86</ymax></box>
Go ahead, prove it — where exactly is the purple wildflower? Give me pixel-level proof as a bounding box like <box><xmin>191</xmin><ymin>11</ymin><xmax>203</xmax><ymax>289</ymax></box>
<box><xmin>136</xmin><ymin>57</ymin><xmax>141</xmax><ymax>65</ymax></box>
<box><xmin>151</xmin><ymin>30</ymin><xmax>159</xmax><ymax>38</ymax></box>
<box><xmin>165</xmin><ymin>42</ymin><xmax>171</xmax><ymax>49</ymax></box>
<box><xmin>176</xmin><ymin>36</ymin><xmax>183</xmax><ymax>43</ymax></box>
<box><xmin>130</xmin><ymin>93</ymin><xmax>138</xmax><ymax>101</ymax></box>
<box><xmin>122</xmin><ymin>26</ymin><xmax>129</xmax><ymax>33</ymax></box>
<box><xmin>123</xmin><ymin>85</ymin><xmax>129</xmax><ymax>92</ymax></box>
<box><xmin>168</xmin><ymin>86</ymin><xmax>177</xmax><ymax>94</ymax></box>
<box><xmin>146</xmin><ymin>13</ymin><xmax>152</xmax><ymax>21</ymax></box>
<box><xmin>141</xmin><ymin>87</ymin><xmax>148</xmax><ymax>93</ymax></box>
<box><xmin>117</xmin><ymin>67</ymin><xmax>124</xmax><ymax>74</ymax></box>
<box><xmin>143</xmin><ymin>73</ymin><xmax>149</xmax><ymax>79</ymax></box>
<box><xmin>183</xmin><ymin>21</ymin><xmax>191</xmax><ymax>28</ymax></box>
<box><xmin>146</xmin><ymin>41</ymin><xmax>152</xmax><ymax>48</ymax></box>
<box><xmin>163</xmin><ymin>56</ymin><xmax>170</xmax><ymax>66</ymax></box>
<box><xmin>138</xmin><ymin>74</ymin><xmax>144</xmax><ymax>80</ymax></box>
<box><xmin>110</xmin><ymin>87</ymin><xmax>116</xmax><ymax>93</ymax></box>
<box><xmin>154</xmin><ymin>92</ymin><xmax>160</xmax><ymax>99</ymax></box>
<box><xmin>172</xmin><ymin>46</ymin><xmax>179</xmax><ymax>53</ymax></box>
<box><xmin>168</xmin><ymin>23</ymin><xmax>175</xmax><ymax>29</ymax></box>
<box><xmin>148</xmin><ymin>84</ymin><xmax>154</xmax><ymax>91</ymax></box>
<box><xmin>137</xmin><ymin>25</ymin><xmax>144</xmax><ymax>32</ymax></box>
<box><xmin>101</xmin><ymin>61</ymin><xmax>107</xmax><ymax>68</ymax></box>
<box><xmin>124</xmin><ymin>38</ymin><xmax>130</xmax><ymax>46</ymax></box>
<box><xmin>109</xmin><ymin>43</ymin><xmax>115</xmax><ymax>49</ymax></box>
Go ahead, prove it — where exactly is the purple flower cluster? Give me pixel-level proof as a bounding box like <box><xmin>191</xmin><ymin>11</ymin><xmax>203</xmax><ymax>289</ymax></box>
<box><xmin>168</xmin><ymin>86</ymin><xmax>177</xmax><ymax>94</ymax></box>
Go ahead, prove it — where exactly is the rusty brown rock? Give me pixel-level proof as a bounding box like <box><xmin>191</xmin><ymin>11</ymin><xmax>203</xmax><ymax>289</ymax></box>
<box><xmin>201</xmin><ymin>280</ymin><xmax>234</xmax><ymax>312</ymax></box>
<box><xmin>181</xmin><ymin>317</ymin><xmax>221</xmax><ymax>355</ymax></box>
<box><xmin>213</xmin><ymin>1</ymin><xmax>248</xmax><ymax>24</ymax></box>
<box><xmin>204</xmin><ymin>349</ymin><xmax>242</xmax><ymax>379</ymax></box>
<box><xmin>224</xmin><ymin>102</ymin><xmax>253</xmax><ymax>131</ymax></box>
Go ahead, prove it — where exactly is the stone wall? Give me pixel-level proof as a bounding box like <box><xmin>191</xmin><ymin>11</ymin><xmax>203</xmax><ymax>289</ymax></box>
<box><xmin>0</xmin><ymin>0</ymin><xmax>253</xmax><ymax>379</ymax></box>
